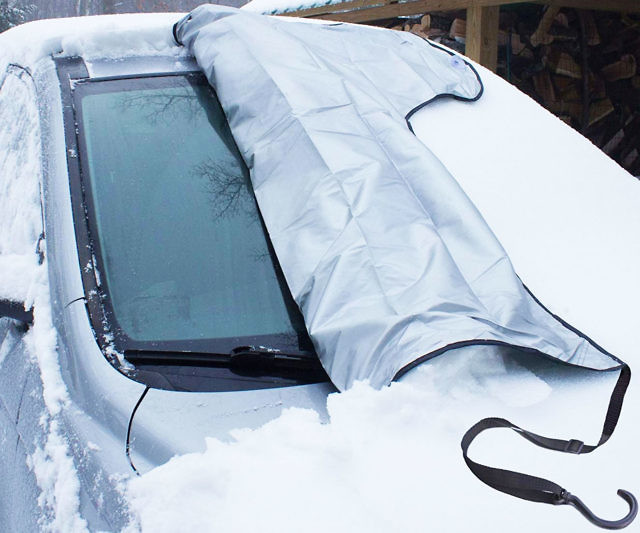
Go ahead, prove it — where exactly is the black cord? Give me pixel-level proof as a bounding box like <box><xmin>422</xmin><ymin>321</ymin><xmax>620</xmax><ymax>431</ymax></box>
<box><xmin>126</xmin><ymin>386</ymin><xmax>150</xmax><ymax>476</ymax></box>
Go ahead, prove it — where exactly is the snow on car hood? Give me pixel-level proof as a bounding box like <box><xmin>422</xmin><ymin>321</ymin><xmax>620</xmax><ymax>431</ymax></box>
<box><xmin>174</xmin><ymin>5</ymin><xmax>622</xmax><ymax>391</ymax></box>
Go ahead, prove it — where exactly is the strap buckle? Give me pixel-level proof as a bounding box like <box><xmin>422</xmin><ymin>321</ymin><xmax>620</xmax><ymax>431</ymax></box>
<box><xmin>564</xmin><ymin>439</ymin><xmax>584</xmax><ymax>454</ymax></box>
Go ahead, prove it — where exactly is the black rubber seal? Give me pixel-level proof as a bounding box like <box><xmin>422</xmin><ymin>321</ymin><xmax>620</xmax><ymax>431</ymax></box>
<box><xmin>172</xmin><ymin>21</ymin><xmax>182</xmax><ymax>46</ymax></box>
<box><xmin>404</xmin><ymin>36</ymin><xmax>484</xmax><ymax>134</ymax></box>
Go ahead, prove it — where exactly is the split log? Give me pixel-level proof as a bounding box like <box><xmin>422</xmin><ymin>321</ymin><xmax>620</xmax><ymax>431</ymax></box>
<box><xmin>559</xmin><ymin>84</ymin><xmax>580</xmax><ymax>103</ymax></box>
<box><xmin>552</xmin><ymin>75</ymin><xmax>574</xmax><ymax>93</ymax></box>
<box><xmin>546</xmin><ymin>49</ymin><xmax>582</xmax><ymax>79</ymax></box>
<box><xmin>379</xmin><ymin>6</ymin><xmax>638</xmax><ymax>175</ymax></box>
<box><xmin>601</xmin><ymin>54</ymin><xmax>637</xmax><ymax>81</ymax></box>
<box><xmin>448</xmin><ymin>17</ymin><xmax>525</xmax><ymax>54</ymax></box>
<box><xmin>554</xmin><ymin>11</ymin><xmax>570</xmax><ymax>29</ymax></box>
<box><xmin>588</xmin><ymin>98</ymin><xmax>614</xmax><ymax>125</ymax></box>
<box><xmin>530</xmin><ymin>6</ymin><xmax>561</xmax><ymax>47</ymax></box>
<box><xmin>426</xmin><ymin>28</ymin><xmax>447</xmax><ymax>39</ymax></box>
<box><xmin>581</xmin><ymin>11</ymin><xmax>601</xmax><ymax>46</ymax></box>
<box><xmin>449</xmin><ymin>18</ymin><xmax>466</xmax><ymax>41</ymax></box>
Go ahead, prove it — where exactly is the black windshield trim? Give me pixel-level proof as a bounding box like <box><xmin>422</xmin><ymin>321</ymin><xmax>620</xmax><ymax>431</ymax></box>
<box><xmin>55</xmin><ymin>58</ymin><xmax>326</xmax><ymax>392</ymax></box>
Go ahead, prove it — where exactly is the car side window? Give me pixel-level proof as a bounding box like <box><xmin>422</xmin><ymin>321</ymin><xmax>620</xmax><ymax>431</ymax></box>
<box><xmin>0</xmin><ymin>67</ymin><xmax>44</xmax><ymax>304</ymax></box>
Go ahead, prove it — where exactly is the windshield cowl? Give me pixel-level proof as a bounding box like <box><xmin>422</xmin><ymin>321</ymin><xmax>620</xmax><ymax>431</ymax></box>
<box><xmin>124</xmin><ymin>346</ymin><xmax>327</xmax><ymax>391</ymax></box>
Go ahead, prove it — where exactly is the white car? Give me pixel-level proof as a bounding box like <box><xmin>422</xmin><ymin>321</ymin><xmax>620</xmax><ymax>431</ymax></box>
<box><xmin>0</xmin><ymin>12</ymin><xmax>638</xmax><ymax>532</ymax></box>
<box><xmin>0</xmin><ymin>14</ymin><xmax>336</xmax><ymax>531</ymax></box>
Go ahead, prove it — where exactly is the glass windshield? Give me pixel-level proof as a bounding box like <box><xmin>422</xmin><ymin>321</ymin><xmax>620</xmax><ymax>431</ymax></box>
<box><xmin>76</xmin><ymin>74</ymin><xmax>310</xmax><ymax>354</ymax></box>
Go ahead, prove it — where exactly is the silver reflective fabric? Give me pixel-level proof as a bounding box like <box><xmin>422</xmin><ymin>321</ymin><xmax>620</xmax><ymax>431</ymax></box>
<box><xmin>175</xmin><ymin>6</ymin><xmax>621</xmax><ymax>391</ymax></box>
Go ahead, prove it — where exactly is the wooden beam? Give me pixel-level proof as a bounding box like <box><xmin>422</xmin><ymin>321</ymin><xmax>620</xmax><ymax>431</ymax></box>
<box><xmin>280</xmin><ymin>0</ymin><xmax>640</xmax><ymax>23</ymax></box>
<box><xmin>465</xmin><ymin>5</ymin><xmax>500</xmax><ymax>71</ymax></box>
<box><xmin>534</xmin><ymin>0</ymin><xmax>640</xmax><ymax>12</ymax></box>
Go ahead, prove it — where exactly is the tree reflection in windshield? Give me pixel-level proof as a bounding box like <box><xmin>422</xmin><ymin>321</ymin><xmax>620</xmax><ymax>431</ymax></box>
<box><xmin>193</xmin><ymin>158</ymin><xmax>256</xmax><ymax>222</ymax></box>
<box><xmin>117</xmin><ymin>87</ymin><xmax>202</xmax><ymax>124</ymax></box>
<box><xmin>76</xmin><ymin>74</ymin><xmax>305</xmax><ymax>346</ymax></box>
<box><xmin>117</xmin><ymin>84</ymin><xmax>258</xmax><ymax>224</ymax></box>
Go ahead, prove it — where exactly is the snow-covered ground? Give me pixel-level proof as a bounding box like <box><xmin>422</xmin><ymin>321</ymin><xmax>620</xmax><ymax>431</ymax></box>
<box><xmin>0</xmin><ymin>12</ymin><xmax>638</xmax><ymax>533</ymax></box>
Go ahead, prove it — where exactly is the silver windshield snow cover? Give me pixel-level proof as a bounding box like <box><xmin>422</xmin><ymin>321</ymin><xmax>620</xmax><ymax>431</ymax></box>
<box><xmin>174</xmin><ymin>5</ymin><xmax>622</xmax><ymax>391</ymax></box>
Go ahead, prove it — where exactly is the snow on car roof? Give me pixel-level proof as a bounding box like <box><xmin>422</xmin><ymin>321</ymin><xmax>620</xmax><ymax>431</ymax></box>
<box><xmin>0</xmin><ymin>13</ymin><xmax>183</xmax><ymax>73</ymax></box>
<box><xmin>242</xmin><ymin>0</ymin><xmax>348</xmax><ymax>15</ymax></box>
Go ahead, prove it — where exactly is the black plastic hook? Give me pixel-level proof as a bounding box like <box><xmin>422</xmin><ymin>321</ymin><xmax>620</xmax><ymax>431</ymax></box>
<box><xmin>555</xmin><ymin>489</ymin><xmax>638</xmax><ymax>530</ymax></box>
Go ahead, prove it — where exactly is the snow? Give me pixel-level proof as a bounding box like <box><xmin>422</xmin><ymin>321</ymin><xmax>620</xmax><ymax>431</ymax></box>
<box><xmin>27</xmin><ymin>419</ymin><xmax>89</xmax><ymax>533</ymax></box>
<box><xmin>0</xmin><ymin>15</ymin><xmax>192</xmax><ymax>528</ymax></box>
<box><xmin>0</xmin><ymin>13</ymin><xmax>637</xmax><ymax>533</ymax></box>
<box><xmin>22</xmin><ymin>250</ymin><xmax>89</xmax><ymax>532</ymax></box>
<box><xmin>0</xmin><ymin>76</ymin><xmax>41</xmax><ymax>305</ymax></box>
<box><xmin>242</xmin><ymin>0</ymin><xmax>348</xmax><ymax>15</ymax></box>
<box><xmin>411</xmin><ymin>62</ymin><xmax>640</xmax><ymax>360</ymax></box>
<box><xmin>0</xmin><ymin>13</ymin><xmax>183</xmax><ymax>74</ymax></box>
<box><xmin>125</xmin><ymin>53</ymin><xmax>639</xmax><ymax>533</ymax></box>
<box><xmin>0</xmin><ymin>40</ymin><xmax>87</xmax><ymax>532</ymax></box>
<box><xmin>126</xmin><ymin>346</ymin><xmax>630</xmax><ymax>533</ymax></box>
<box><xmin>0</xmin><ymin>15</ymin><xmax>195</xmax><ymax>531</ymax></box>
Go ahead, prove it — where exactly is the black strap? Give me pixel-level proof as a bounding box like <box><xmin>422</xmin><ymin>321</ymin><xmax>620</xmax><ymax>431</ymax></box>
<box><xmin>461</xmin><ymin>364</ymin><xmax>637</xmax><ymax>528</ymax></box>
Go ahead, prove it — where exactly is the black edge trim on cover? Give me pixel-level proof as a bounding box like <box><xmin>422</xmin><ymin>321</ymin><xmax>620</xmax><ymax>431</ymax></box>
<box><xmin>172</xmin><ymin>13</ymin><xmax>193</xmax><ymax>47</ymax></box>
<box><xmin>399</xmin><ymin>39</ymin><xmax>623</xmax><ymax>375</ymax></box>
<box><xmin>393</xmin><ymin>338</ymin><xmax>622</xmax><ymax>383</ymax></box>
<box><xmin>520</xmin><ymin>280</ymin><xmax>624</xmax><ymax>366</ymax></box>
<box><xmin>404</xmin><ymin>37</ymin><xmax>484</xmax><ymax>134</ymax></box>
<box><xmin>172</xmin><ymin>22</ymin><xmax>182</xmax><ymax>46</ymax></box>
<box><xmin>392</xmin><ymin>280</ymin><xmax>626</xmax><ymax>381</ymax></box>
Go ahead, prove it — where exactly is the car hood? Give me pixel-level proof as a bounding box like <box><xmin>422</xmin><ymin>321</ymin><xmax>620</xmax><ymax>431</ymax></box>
<box><xmin>130</xmin><ymin>380</ymin><xmax>334</xmax><ymax>472</ymax></box>
<box><xmin>58</xmin><ymin>299</ymin><xmax>334</xmax><ymax>476</ymax></box>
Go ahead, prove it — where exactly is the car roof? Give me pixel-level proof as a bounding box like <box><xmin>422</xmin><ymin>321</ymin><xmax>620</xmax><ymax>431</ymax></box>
<box><xmin>0</xmin><ymin>13</ymin><xmax>185</xmax><ymax>74</ymax></box>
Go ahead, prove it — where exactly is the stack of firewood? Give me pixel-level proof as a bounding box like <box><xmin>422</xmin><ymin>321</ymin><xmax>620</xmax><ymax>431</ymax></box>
<box><xmin>388</xmin><ymin>7</ymin><xmax>640</xmax><ymax>176</ymax></box>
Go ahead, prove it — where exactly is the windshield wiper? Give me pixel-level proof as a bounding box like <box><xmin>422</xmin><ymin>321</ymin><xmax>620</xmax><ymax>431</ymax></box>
<box><xmin>124</xmin><ymin>346</ymin><xmax>326</xmax><ymax>379</ymax></box>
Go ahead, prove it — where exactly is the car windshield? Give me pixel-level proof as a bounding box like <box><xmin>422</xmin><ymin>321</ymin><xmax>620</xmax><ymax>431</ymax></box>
<box><xmin>74</xmin><ymin>74</ymin><xmax>312</xmax><ymax>355</ymax></box>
